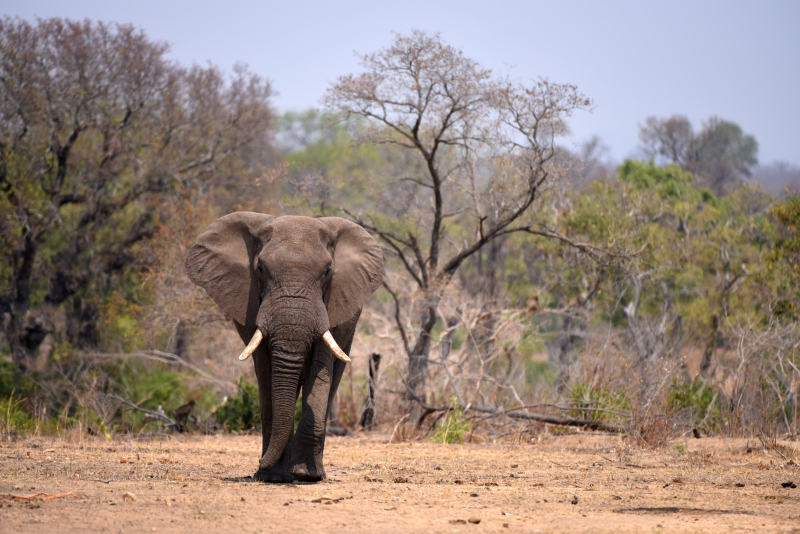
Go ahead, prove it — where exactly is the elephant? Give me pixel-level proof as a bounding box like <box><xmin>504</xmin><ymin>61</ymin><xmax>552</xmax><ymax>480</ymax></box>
<box><xmin>185</xmin><ymin>213</ymin><xmax>384</xmax><ymax>482</ymax></box>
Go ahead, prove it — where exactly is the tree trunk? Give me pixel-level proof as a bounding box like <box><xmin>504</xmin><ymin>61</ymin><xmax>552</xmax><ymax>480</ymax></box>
<box><xmin>360</xmin><ymin>352</ymin><xmax>381</xmax><ymax>429</ymax></box>
<box><xmin>554</xmin><ymin>314</ymin><xmax>575</xmax><ymax>392</ymax></box>
<box><xmin>407</xmin><ymin>300</ymin><xmax>438</xmax><ymax>422</ymax></box>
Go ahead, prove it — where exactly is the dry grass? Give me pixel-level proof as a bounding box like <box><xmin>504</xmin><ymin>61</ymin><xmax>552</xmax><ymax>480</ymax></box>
<box><xmin>0</xmin><ymin>431</ymin><xmax>798</xmax><ymax>533</ymax></box>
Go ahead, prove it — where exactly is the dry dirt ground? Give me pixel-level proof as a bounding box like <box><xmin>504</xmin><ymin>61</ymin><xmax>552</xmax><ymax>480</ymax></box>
<box><xmin>0</xmin><ymin>431</ymin><xmax>798</xmax><ymax>533</ymax></box>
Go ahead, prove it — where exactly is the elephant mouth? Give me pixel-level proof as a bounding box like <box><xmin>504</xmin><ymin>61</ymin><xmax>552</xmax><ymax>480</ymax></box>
<box><xmin>237</xmin><ymin>329</ymin><xmax>351</xmax><ymax>363</ymax></box>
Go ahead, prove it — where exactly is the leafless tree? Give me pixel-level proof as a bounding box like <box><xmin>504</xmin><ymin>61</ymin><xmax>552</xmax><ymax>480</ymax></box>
<box><xmin>322</xmin><ymin>30</ymin><xmax>594</xmax><ymax>418</ymax></box>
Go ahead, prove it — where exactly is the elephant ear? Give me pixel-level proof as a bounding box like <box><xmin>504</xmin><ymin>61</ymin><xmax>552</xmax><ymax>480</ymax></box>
<box><xmin>185</xmin><ymin>212</ymin><xmax>274</xmax><ymax>326</ymax></box>
<box><xmin>321</xmin><ymin>217</ymin><xmax>385</xmax><ymax>328</ymax></box>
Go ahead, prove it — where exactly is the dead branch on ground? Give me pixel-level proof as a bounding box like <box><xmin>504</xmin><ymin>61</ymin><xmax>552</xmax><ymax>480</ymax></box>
<box><xmin>2</xmin><ymin>483</ymin><xmax>80</xmax><ymax>501</ymax></box>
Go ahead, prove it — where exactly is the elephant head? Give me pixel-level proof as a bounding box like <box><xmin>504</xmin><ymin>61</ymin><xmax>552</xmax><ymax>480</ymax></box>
<box><xmin>185</xmin><ymin>213</ymin><xmax>383</xmax><ymax>471</ymax></box>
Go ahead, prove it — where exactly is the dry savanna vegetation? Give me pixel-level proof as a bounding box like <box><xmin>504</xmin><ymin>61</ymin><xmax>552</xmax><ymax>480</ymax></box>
<box><xmin>1</xmin><ymin>17</ymin><xmax>800</xmax><ymax>532</ymax></box>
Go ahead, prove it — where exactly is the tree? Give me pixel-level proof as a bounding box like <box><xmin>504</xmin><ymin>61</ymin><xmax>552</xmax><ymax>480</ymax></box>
<box><xmin>765</xmin><ymin>191</ymin><xmax>800</xmax><ymax>321</ymax></box>
<box><xmin>322</xmin><ymin>30</ymin><xmax>593</xmax><ymax>416</ymax></box>
<box><xmin>689</xmin><ymin>117</ymin><xmax>759</xmax><ymax>193</ymax></box>
<box><xmin>638</xmin><ymin>114</ymin><xmax>758</xmax><ymax>194</ymax></box>
<box><xmin>0</xmin><ymin>18</ymin><xmax>274</xmax><ymax>370</ymax></box>
<box><xmin>638</xmin><ymin>114</ymin><xmax>693</xmax><ymax>166</ymax></box>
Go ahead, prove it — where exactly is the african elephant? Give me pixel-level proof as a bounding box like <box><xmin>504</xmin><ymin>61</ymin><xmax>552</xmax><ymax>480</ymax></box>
<box><xmin>185</xmin><ymin>213</ymin><xmax>384</xmax><ymax>482</ymax></box>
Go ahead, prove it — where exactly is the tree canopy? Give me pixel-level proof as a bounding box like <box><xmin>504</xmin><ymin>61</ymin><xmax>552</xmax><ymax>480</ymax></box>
<box><xmin>0</xmin><ymin>17</ymin><xmax>274</xmax><ymax>368</ymax></box>
<box><xmin>639</xmin><ymin>114</ymin><xmax>758</xmax><ymax>194</ymax></box>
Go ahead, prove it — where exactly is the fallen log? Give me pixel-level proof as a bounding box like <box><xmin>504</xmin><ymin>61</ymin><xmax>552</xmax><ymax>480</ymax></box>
<box><xmin>399</xmin><ymin>390</ymin><xmax>628</xmax><ymax>434</ymax></box>
<box><xmin>504</xmin><ymin>411</ymin><xmax>625</xmax><ymax>433</ymax></box>
<box><xmin>471</xmin><ymin>405</ymin><xmax>625</xmax><ymax>433</ymax></box>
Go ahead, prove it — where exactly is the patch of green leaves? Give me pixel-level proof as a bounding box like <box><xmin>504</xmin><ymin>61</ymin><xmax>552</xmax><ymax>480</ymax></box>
<box><xmin>0</xmin><ymin>397</ymin><xmax>33</xmax><ymax>434</ymax></box>
<box><xmin>524</xmin><ymin>360</ymin><xmax>559</xmax><ymax>389</ymax></box>
<box><xmin>568</xmin><ymin>382</ymin><xmax>630</xmax><ymax>423</ymax></box>
<box><xmin>667</xmin><ymin>379</ymin><xmax>723</xmax><ymax>431</ymax></box>
<box><xmin>216</xmin><ymin>380</ymin><xmax>260</xmax><ymax>432</ymax></box>
<box><xmin>431</xmin><ymin>396</ymin><xmax>471</xmax><ymax>444</ymax></box>
<box><xmin>672</xmin><ymin>443</ymin><xmax>689</xmax><ymax>454</ymax></box>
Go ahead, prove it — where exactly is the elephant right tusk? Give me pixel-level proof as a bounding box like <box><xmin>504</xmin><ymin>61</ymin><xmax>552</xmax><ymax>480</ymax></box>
<box><xmin>238</xmin><ymin>329</ymin><xmax>263</xmax><ymax>361</ymax></box>
<box><xmin>323</xmin><ymin>331</ymin><xmax>351</xmax><ymax>363</ymax></box>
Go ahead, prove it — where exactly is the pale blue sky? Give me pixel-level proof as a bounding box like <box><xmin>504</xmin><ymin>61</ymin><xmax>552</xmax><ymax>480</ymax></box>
<box><xmin>4</xmin><ymin>0</ymin><xmax>799</xmax><ymax>165</ymax></box>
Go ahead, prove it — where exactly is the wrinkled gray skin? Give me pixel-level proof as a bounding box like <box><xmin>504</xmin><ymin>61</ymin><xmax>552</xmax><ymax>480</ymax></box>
<box><xmin>185</xmin><ymin>214</ymin><xmax>383</xmax><ymax>482</ymax></box>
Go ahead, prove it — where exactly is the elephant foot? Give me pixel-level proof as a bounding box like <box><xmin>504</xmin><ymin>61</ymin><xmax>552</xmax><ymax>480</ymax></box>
<box><xmin>291</xmin><ymin>463</ymin><xmax>326</xmax><ymax>482</ymax></box>
<box><xmin>254</xmin><ymin>469</ymin><xmax>294</xmax><ymax>484</ymax></box>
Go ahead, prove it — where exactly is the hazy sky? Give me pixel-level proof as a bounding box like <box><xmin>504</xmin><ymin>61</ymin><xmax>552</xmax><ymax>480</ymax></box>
<box><xmin>5</xmin><ymin>0</ymin><xmax>800</xmax><ymax>165</ymax></box>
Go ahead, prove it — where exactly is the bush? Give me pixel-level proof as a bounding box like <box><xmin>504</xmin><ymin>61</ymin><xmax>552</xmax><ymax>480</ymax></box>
<box><xmin>0</xmin><ymin>360</ymin><xmax>18</xmax><ymax>398</ymax></box>
<box><xmin>0</xmin><ymin>359</ymin><xmax>34</xmax><ymax>400</ymax></box>
<box><xmin>524</xmin><ymin>360</ymin><xmax>559</xmax><ymax>389</ymax></box>
<box><xmin>123</xmin><ymin>368</ymin><xmax>188</xmax><ymax>413</ymax></box>
<box><xmin>667</xmin><ymin>379</ymin><xmax>723</xmax><ymax>432</ymax></box>
<box><xmin>431</xmin><ymin>396</ymin><xmax>471</xmax><ymax>444</ymax></box>
<box><xmin>101</xmin><ymin>360</ymin><xmax>218</xmax><ymax>432</ymax></box>
<box><xmin>0</xmin><ymin>397</ymin><xmax>33</xmax><ymax>434</ymax></box>
<box><xmin>568</xmin><ymin>382</ymin><xmax>630</xmax><ymax>423</ymax></box>
<box><xmin>216</xmin><ymin>380</ymin><xmax>260</xmax><ymax>431</ymax></box>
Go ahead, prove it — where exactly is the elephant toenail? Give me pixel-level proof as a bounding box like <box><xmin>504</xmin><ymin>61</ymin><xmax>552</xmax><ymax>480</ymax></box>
<box><xmin>293</xmin><ymin>466</ymin><xmax>309</xmax><ymax>477</ymax></box>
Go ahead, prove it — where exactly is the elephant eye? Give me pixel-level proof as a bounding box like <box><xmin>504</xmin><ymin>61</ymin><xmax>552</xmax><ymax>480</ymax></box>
<box><xmin>325</xmin><ymin>264</ymin><xmax>332</xmax><ymax>278</ymax></box>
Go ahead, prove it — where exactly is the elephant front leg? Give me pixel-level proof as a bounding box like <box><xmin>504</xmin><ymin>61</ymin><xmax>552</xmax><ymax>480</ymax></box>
<box><xmin>288</xmin><ymin>355</ymin><xmax>335</xmax><ymax>481</ymax></box>
<box><xmin>251</xmin><ymin>342</ymin><xmax>295</xmax><ymax>483</ymax></box>
<box><xmin>288</xmin><ymin>316</ymin><xmax>357</xmax><ymax>481</ymax></box>
<box><xmin>251</xmin><ymin>344</ymin><xmax>272</xmax><ymax>457</ymax></box>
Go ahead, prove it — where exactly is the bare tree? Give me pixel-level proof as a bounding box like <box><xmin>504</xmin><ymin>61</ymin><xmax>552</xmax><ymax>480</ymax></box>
<box><xmin>322</xmin><ymin>30</ymin><xmax>593</xmax><ymax>418</ymax></box>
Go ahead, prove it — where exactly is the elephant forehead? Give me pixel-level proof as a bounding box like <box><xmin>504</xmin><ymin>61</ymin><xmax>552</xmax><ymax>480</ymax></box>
<box><xmin>274</xmin><ymin>217</ymin><xmax>330</xmax><ymax>238</ymax></box>
<box><xmin>264</xmin><ymin>217</ymin><xmax>333</xmax><ymax>253</ymax></box>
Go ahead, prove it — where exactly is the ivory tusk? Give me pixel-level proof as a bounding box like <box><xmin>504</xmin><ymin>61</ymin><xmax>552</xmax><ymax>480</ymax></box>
<box><xmin>323</xmin><ymin>331</ymin><xmax>351</xmax><ymax>362</ymax></box>
<box><xmin>238</xmin><ymin>329</ymin><xmax>263</xmax><ymax>361</ymax></box>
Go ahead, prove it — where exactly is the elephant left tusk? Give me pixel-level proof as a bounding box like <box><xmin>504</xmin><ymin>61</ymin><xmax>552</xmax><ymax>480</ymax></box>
<box><xmin>323</xmin><ymin>331</ymin><xmax>351</xmax><ymax>363</ymax></box>
<box><xmin>238</xmin><ymin>329</ymin><xmax>263</xmax><ymax>361</ymax></box>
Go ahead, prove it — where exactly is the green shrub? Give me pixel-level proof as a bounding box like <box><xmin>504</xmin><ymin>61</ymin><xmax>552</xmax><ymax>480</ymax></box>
<box><xmin>0</xmin><ymin>397</ymin><xmax>33</xmax><ymax>434</ymax></box>
<box><xmin>667</xmin><ymin>379</ymin><xmax>723</xmax><ymax>431</ymax></box>
<box><xmin>106</xmin><ymin>361</ymin><xmax>219</xmax><ymax>432</ymax></box>
<box><xmin>431</xmin><ymin>396</ymin><xmax>471</xmax><ymax>444</ymax></box>
<box><xmin>568</xmin><ymin>382</ymin><xmax>630</xmax><ymax>423</ymax></box>
<box><xmin>524</xmin><ymin>360</ymin><xmax>559</xmax><ymax>389</ymax></box>
<box><xmin>123</xmin><ymin>368</ymin><xmax>188</xmax><ymax>412</ymax></box>
<box><xmin>0</xmin><ymin>360</ymin><xmax>34</xmax><ymax>400</ymax></box>
<box><xmin>216</xmin><ymin>380</ymin><xmax>260</xmax><ymax>431</ymax></box>
<box><xmin>0</xmin><ymin>360</ymin><xmax>18</xmax><ymax>398</ymax></box>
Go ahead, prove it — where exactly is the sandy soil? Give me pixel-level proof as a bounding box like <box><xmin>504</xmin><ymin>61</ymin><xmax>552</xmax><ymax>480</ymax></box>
<box><xmin>0</xmin><ymin>431</ymin><xmax>798</xmax><ymax>533</ymax></box>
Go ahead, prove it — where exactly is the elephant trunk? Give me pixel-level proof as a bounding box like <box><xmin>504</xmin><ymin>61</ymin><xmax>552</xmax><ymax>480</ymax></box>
<box><xmin>257</xmin><ymin>314</ymin><xmax>319</xmax><ymax>472</ymax></box>
<box><xmin>258</xmin><ymin>346</ymin><xmax>304</xmax><ymax>471</ymax></box>
<box><xmin>255</xmin><ymin>292</ymin><xmax>331</xmax><ymax>472</ymax></box>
